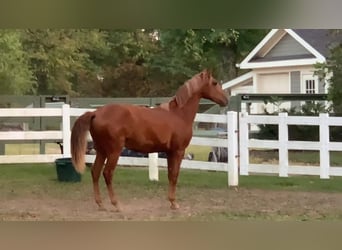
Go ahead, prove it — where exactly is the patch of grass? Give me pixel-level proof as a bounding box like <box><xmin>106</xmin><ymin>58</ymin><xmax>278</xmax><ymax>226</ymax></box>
<box><xmin>190</xmin><ymin>211</ymin><xmax>283</xmax><ymax>221</ymax></box>
<box><xmin>0</xmin><ymin>163</ymin><xmax>87</xmax><ymax>200</ymax></box>
<box><xmin>250</xmin><ymin>150</ymin><xmax>342</xmax><ymax>166</ymax></box>
<box><xmin>0</xmin><ymin>163</ymin><xmax>55</xmax><ymax>180</ymax></box>
<box><xmin>330</xmin><ymin>151</ymin><xmax>342</xmax><ymax>166</ymax></box>
<box><xmin>190</xmin><ymin>210</ymin><xmax>342</xmax><ymax>222</ymax></box>
<box><xmin>185</xmin><ymin>145</ymin><xmax>211</xmax><ymax>161</ymax></box>
<box><xmin>5</xmin><ymin>143</ymin><xmax>60</xmax><ymax>155</ymax></box>
<box><xmin>289</xmin><ymin>150</ymin><xmax>320</xmax><ymax>165</ymax></box>
<box><xmin>1</xmin><ymin>164</ymin><xmax>342</xmax><ymax>195</ymax></box>
<box><xmin>239</xmin><ymin>175</ymin><xmax>342</xmax><ymax>192</ymax></box>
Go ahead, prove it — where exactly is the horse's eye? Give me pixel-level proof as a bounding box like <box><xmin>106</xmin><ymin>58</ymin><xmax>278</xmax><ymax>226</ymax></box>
<box><xmin>213</xmin><ymin>81</ymin><xmax>218</xmax><ymax>86</ymax></box>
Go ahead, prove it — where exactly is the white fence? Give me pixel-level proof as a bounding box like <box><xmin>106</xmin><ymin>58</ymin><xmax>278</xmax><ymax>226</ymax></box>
<box><xmin>0</xmin><ymin>107</ymin><xmax>66</xmax><ymax>163</ymax></box>
<box><xmin>1</xmin><ymin>105</ymin><xmax>342</xmax><ymax>184</ymax></box>
<box><xmin>0</xmin><ymin>105</ymin><xmax>239</xmax><ymax>186</ymax></box>
<box><xmin>239</xmin><ymin>112</ymin><xmax>342</xmax><ymax>179</ymax></box>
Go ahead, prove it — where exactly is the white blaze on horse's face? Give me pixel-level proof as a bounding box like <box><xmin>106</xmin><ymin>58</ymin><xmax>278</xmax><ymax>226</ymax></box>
<box><xmin>202</xmin><ymin>72</ymin><xmax>229</xmax><ymax>107</ymax></box>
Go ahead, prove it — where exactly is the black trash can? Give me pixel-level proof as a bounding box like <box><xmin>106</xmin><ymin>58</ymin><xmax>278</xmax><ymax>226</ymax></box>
<box><xmin>55</xmin><ymin>158</ymin><xmax>81</xmax><ymax>182</ymax></box>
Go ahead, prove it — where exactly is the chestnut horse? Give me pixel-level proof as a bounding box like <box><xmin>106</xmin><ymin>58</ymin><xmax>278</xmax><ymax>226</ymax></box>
<box><xmin>71</xmin><ymin>69</ymin><xmax>228</xmax><ymax>211</ymax></box>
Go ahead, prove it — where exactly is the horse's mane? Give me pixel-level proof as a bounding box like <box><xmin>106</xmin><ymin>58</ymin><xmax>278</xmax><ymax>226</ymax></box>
<box><xmin>160</xmin><ymin>70</ymin><xmax>210</xmax><ymax>110</ymax></box>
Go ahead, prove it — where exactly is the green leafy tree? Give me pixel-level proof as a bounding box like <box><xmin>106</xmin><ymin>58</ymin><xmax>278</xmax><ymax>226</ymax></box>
<box><xmin>100</xmin><ymin>29</ymin><xmax>160</xmax><ymax>97</ymax></box>
<box><xmin>315</xmin><ymin>30</ymin><xmax>342</xmax><ymax>114</ymax></box>
<box><xmin>146</xmin><ymin>29</ymin><xmax>267</xmax><ymax>96</ymax></box>
<box><xmin>5</xmin><ymin>29</ymin><xmax>266</xmax><ymax>98</ymax></box>
<box><xmin>139</xmin><ymin>29</ymin><xmax>239</xmax><ymax>97</ymax></box>
<box><xmin>22</xmin><ymin>29</ymin><xmax>108</xmax><ymax>96</ymax></box>
<box><xmin>0</xmin><ymin>30</ymin><xmax>35</xmax><ymax>95</ymax></box>
<box><xmin>326</xmin><ymin>43</ymin><xmax>342</xmax><ymax>113</ymax></box>
<box><xmin>150</xmin><ymin>29</ymin><xmax>238</xmax><ymax>78</ymax></box>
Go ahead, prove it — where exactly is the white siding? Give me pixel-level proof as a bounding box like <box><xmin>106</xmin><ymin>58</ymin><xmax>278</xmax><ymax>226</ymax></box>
<box><xmin>255</xmin><ymin>73</ymin><xmax>290</xmax><ymax>113</ymax></box>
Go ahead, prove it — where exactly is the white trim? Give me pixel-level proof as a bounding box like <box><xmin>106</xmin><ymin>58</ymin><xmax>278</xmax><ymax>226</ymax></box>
<box><xmin>288</xmin><ymin>72</ymin><xmax>291</xmax><ymax>93</ymax></box>
<box><xmin>253</xmin><ymin>73</ymin><xmax>257</xmax><ymax>93</ymax></box>
<box><xmin>239</xmin><ymin>58</ymin><xmax>325</xmax><ymax>69</ymax></box>
<box><xmin>239</xmin><ymin>29</ymin><xmax>279</xmax><ymax>68</ymax></box>
<box><xmin>222</xmin><ymin>71</ymin><xmax>253</xmax><ymax>90</ymax></box>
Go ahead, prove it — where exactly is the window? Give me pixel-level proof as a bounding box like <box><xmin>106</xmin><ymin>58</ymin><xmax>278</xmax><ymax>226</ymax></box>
<box><xmin>305</xmin><ymin>79</ymin><xmax>316</xmax><ymax>93</ymax></box>
<box><xmin>302</xmin><ymin>75</ymin><xmax>318</xmax><ymax>94</ymax></box>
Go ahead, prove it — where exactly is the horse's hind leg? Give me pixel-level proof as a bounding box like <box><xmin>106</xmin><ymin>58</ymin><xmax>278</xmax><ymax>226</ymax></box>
<box><xmin>103</xmin><ymin>149</ymin><xmax>121</xmax><ymax>211</ymax></box>
<box><xmin>167</xmin><ymin>150</ymin><xmax>185</xmax><ymax>210</ymax></box>
<box><xmin>91</xmin><ymin>152</ymin><xmax>106</xmax><ymax>210</ymax></box>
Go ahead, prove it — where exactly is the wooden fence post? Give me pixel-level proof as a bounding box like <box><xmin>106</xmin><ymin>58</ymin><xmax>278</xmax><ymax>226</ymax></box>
<box><xmin>148</xmin><ymin>105</ymin><xmax>159</xmax><ymax>181</ymax></box>
<box><xmin>62</xmin><ymin>104</ymin><xmax>71</xmax><ymax>158</ymax></box>
<box><xmin>148</xmin><ymin>153</ymin><xmax>159</xmax><ymax>181</ymax></box>
<box><xmin>239</xmin><ymin>112</ymin><xmax>249</xmax><ymax>175</ymax></box>
<box><xmin>228</xmin><ymin>111</ymin><xmax>239</xmax><ymax>186</ymax></box>
<box><xmin>278</xmin><ymin>112</ymin><xmax>289</xmax><ymax>177</ymax></box>
<box><xmin>320</xmin><ymin>113</ymin><xmax>330</xmax><ymax>179</ymax></box>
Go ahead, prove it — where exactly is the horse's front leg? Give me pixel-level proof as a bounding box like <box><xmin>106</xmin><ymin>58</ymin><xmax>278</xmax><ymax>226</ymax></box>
<box><xmin>167</xmin><ymin>150</ymin><xmax>185</xmax><ymax>210</ymax></box>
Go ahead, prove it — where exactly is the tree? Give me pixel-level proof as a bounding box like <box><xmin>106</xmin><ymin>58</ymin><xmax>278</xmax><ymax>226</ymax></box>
<box><xmin>0</xmin><ymin>30</ymin><xmax>35</xmax><ymax>95</ymax></box>
<box><xmin>100</xmin><ymin>29</ymin><xmax>161</xmax><ymax>97</ymax></box>
<box><xmin>326</xmin><ymin>43</ymin><xmax>342</xmax><ymax>114</ymax></box>
<box><xmin>21</xmin><ymin>29</ymin><xmax>108</xmax><ymax>96</ymax></box>
<box><xmin>150</xmin><ymin>29</ymin><xmax>238</xmax><ymax>78</ymax></box>
<box><xmin>147</xmin><ymin>29</ymin><xmax>267</xmax><ymax>96</ymax></box>
<box><xmin>315</xmin><ymin>30</ymin><xmax>342</xmax><ymax>114</ymax></box>
<box><xmin>1</xmin><ymin>29</ymin><xmax>267</xmax><ymax>98</ymax></box>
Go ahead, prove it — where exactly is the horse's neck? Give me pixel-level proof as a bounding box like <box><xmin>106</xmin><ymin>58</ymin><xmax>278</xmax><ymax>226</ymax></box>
<box><xmin>161</xmin><ymin>95</ymin><xmax>201</xmax><ymax>123</ymax></box>
<box><xmin>176</xmin><ymin>95</ymin><xmax>201</xmax><ymax>123</ymax></box>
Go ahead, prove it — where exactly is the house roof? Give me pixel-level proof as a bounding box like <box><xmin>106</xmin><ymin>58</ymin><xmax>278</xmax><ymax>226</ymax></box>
<box><xmin>238</xmin><ymin>29</ymin><xmax>339</xmax><ymax>69</ymax></box>
<box><xmin>292</xmin><ymin>29</ymin><xmax>340</xmax><ymax>58</ymax></box>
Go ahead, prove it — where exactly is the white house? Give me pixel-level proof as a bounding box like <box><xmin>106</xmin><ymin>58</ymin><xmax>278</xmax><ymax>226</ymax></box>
<box><xmin>223</xmin><ymin>29</ymin><xmax>340</xmax><ymax>113</ymax></box>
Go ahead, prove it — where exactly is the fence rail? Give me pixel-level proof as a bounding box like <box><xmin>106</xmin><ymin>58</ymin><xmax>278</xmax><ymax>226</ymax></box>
<box><xmin>0</xmin><ymin>105</ymin><xmax>239</xmax><ymax>186</ymax></box>
<box><xmin>1</xmin><ymin>105</ymin><xmax>341</xmax><ymax>184</ymax></box>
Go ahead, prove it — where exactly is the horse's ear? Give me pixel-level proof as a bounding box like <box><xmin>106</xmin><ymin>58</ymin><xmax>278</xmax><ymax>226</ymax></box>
<box><xmin>201</xmin><ymin>69</ymin><xmax>211</xmax><ymax>79</ymax></box>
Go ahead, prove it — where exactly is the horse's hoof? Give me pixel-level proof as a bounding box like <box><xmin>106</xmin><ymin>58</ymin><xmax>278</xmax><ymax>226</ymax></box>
<box><xmin>99</xmin><ymin>207</ymin><xmax>107</xmax><ymax>212</ymax></box>
<box><xmin>112</xmin><ymin>205</ymin><xmax>122</xmax><ymax>213</ymax></box>
<box><xmin>97</xmin><ymin>205</ymin><xmax>107</xmax><ymax>211</ymax></box>
<box><xmin>170</xmin><ymin>202</ymin><xmax>180</xmax><ymax>210</ymax></box>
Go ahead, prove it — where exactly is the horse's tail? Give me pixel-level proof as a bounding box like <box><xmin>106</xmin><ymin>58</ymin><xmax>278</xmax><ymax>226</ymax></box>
<box><xmin>71</xmin><ymin>111</ymin><xmax>95</xmax><ymax>173</ymax></box>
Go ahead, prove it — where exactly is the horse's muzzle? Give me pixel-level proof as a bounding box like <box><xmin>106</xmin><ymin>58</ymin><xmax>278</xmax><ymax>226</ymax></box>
<box><xmin>219</xmin><ymin>96</ymin><xmax>229</xmax><ymax>107</ymax></box>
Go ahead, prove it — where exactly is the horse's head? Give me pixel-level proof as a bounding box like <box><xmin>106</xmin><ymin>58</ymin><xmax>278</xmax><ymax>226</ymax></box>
<box><xmin>175</xmin><ymin>69</ymin><xmax>228</xmax><ymax>108</ymax></box>
<box><xmin>199</xmin><ymin>69</ymin><xmax>228</xmax><ymax>107</ymax></box>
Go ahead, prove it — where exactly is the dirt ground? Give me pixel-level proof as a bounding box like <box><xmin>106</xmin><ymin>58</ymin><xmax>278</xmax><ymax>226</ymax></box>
<box><xmin>1</xmin><ymin>187</ymin><xmax>341</xmax><ymax>221</ymax></box>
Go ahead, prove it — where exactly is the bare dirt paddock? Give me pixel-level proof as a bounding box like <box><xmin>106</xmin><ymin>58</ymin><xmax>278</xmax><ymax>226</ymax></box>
<box><xmin>1</xmin><ymin>188</ymin><xmax>342</xmax><ymax>221</ymax></box>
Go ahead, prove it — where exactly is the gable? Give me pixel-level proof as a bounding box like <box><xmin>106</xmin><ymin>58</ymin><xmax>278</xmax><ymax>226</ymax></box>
<box><xmin>239</xmin><ymin>29</ymin><xmax>326</xmax><ymax>69</ymax></box>
<box><xmin>253</xmin><ymin>33</ymin><xmax>314</xmax><ymax>62</ymax></box>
